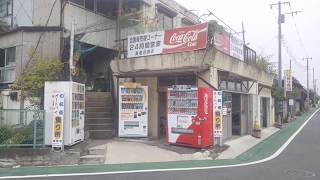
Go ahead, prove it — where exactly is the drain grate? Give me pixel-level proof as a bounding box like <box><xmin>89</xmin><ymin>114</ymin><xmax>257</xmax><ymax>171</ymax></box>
<box><xmin>285</xmin><ymin>169</ymin><xmax>316</xmax><ymax>178</ymax></box>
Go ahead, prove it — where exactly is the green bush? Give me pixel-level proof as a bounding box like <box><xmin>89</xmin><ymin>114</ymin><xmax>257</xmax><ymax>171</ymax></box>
<box><xmin>0</xmin><ymin>126</ymin><xmax>13</xmax><ymax>144</ymax></box>
<box><xmin>2</xmin><ymin>126</ymin><xmax>33</xmax><ymax>145</ymax></box>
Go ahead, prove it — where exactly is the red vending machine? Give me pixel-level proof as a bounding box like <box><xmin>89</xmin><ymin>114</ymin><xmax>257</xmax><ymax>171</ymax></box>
<box><xmin>166</xmin><ymin>85</ymin><xmax>213</xmax><ymax>148</ymax></box>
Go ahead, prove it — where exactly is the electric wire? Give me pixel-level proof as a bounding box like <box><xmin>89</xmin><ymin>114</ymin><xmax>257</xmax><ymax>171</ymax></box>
<box><xmin>23</xmin><ymin>0</ymin><xmax>58</xmax><ymax>72</ymax></box>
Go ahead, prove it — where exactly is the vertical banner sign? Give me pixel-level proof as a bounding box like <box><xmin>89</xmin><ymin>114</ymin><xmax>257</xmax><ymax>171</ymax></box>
<box><xmin>163</xmin><ymin>23</ymin><xmax>208</xmax><ymax>54</ymax></box>
<box><xmin>284</xmin><ymin>70</ymin><xmax>293</xmax><ymax>91</ymax></box>
<box><xmin>213</xmin><ymin>91</ymin><xmax>223</xmax><ymax>138</ymax></box>
<box><xmin>69</xmin><ymin>21</ymin><xmax>75</xmax><ymax>81</ymax></box>
<box><xmin>127</xmin><ymin>31</ymin><xmax>164</xmax><ymax>58</ymax></box>
<box><xmin>52</xmin><ymin>93</ymin><xmax>65</xmax><ymax>149</ymax></box>
<box><xmin>213</xmin><ymin>31</ymin><xmax>230</xmax><ymax>55</ymax></box>
<box><xmin>230</xmin><ymin>34</ymin><xmax>244</xmax><ymax>61</ymax></box>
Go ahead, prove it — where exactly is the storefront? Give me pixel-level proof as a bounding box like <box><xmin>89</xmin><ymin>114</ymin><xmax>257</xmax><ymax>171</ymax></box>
<box><xmin>110</xmin><ymin>22</ymin><xmax>275</xmax><ymax>147</ymax></box>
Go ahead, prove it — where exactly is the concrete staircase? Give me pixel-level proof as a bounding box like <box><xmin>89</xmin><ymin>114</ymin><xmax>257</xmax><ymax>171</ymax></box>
<box><xmin>80</xmin><ymin>144</ymin><xmax>107</xmax><ymax>165</ymax></box>
<box><xmin>86</xmin><ymin>92</ymin><xmax>114</xmax><ymax>139</ymax></box>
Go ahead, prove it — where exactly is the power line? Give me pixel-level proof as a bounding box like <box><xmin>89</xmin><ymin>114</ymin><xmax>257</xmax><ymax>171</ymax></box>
<box><xmin>206</xmin><ymin>9</ymin><xmax>240</xmax><ymax>35</ymax></box>
<box><xmin>282</xmin><ymin>35</ymin><xmax>306</xmax><ymax>70</ymax></box>
<box><xmin>23</xmin><ymin>0</ymin><xmax>58</xmax><ymax>71</ymax></box>
<box><xmin>288</xmin><ymin>8</ymin><xmax>308</xmax><ymax>56</ymax></box>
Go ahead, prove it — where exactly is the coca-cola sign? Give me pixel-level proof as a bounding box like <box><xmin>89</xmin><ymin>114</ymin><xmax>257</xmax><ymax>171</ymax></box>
<box><xmin>163</xmin><ymin>23</ymin><xmax>208</xmax><ymax>54</ymax></box>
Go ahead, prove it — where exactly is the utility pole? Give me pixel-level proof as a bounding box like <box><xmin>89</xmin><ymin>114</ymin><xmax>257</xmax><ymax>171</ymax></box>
<box><xmin>69</xmin><ymin>21</ymin><xmax>75</xmax><ymax>81</ymax></box>
<box><xmin>313</xmin><ymin>68</ymin><xmax>315</xmax><ymax>92</ymax></box>
<box><xmin>242</xmin><ymin>21</ymin><xmax>246</xmax><ymax>45</ymax></box>
<box><xmin>117</xmin><ymin>0</ymin><xmax>123</xmax><ymax>59</ymax></box>
<box><xmin>303</xmin><ymin>57</ymin><xmax>312</xmax><ymax>106</ymax></box>
<box><xmin>290</xmin><ymin>59</ymin><xmax>292</xmax><ymax>72</ymax></box>
<box><xmin>270</xmin><ymin>2</ymin><xmax>301</xmax><ymax>123</ymax></box>
<box><xmin>270</xmin><ymin>2</ymin><xmax>301</xmax><ymax>88</ymax></box>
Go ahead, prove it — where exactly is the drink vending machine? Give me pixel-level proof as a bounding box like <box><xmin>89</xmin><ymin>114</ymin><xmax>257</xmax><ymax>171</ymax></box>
<box><xmin>119</xmin><ymin>83</ymin><xmax>148</xmax><ymax>137</ymax></box>
<box><xmin>166</xmin><ymin>86</ymin><xmax>213</xmax><ymax>148</ymax></box>
<box><xmin>44</xmin><ymin>81</ymin><xmax>85</xmax><ymax>148</ymax></box>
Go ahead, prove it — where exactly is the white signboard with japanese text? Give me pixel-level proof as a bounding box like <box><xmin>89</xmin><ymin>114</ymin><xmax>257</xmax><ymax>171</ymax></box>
<box><xmin>213</xmin><ymin>91</ymin><xmax>223</xmax><ymax>137</ymax></box>
<box><xmin>284</xmin><ymin>70</ymin><xmax>293</xmax><ymax>91</ymax></box>
<box><xmin>230</xmin><ymin>35</ymin><xmax>244</xmax><ymax>61</ymax></box>
<box><xmin>51</xmin><ymin>92</ymin><xmax>65</xmax><ymax>149</ymax></box>
<box><xmin>127</xmin><ymin>31</ymin><xmax>164</xmax><ymax>58</ymax></box>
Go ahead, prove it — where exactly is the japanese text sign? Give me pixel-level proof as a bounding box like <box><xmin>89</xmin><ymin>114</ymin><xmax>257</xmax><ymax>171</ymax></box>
<box><xmin>127</xmin><ymin>31</ymin><xmax>164</xmax><ymax>58</ymax></box>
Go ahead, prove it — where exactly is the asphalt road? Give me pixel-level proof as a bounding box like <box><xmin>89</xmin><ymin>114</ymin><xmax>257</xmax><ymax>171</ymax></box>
<box><xmin>15</xmin><ymin>111</ymin><xmax>320</xmax><ymax>180</ymax></box>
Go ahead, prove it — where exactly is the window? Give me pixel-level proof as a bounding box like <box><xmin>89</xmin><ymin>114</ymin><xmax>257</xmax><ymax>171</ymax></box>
<box><xmin>69</xmin><ymin>0</ymin><xmax>118</xmax><ymax>18</ymax></box>
<box><xmin>84</xmin><ymin>0</ymin><xmax>94</xmax><ymax>11</ymax></box>
<box><xmin>96</xmin><ymin>0</ymin><xmax>110</xmax><ymax>16</ymax></box>
<box><xmin>0</xmin><ymin>47</ymin><xmax>16</xmax><ymax>82</ymax></box>
<box><xmin>6</xmin><ymin>47</ymin><xmax>15</xmax><ymax>65</ymax></box>
<box><xmin>0</xmin><ymin>0</ymin><xmax>12</xmax><ymax>18</ymax></box>
<box><xmin>158</xmin><ymin>11</ymin><xmax>174</xmax><ymax>30</ymax></box>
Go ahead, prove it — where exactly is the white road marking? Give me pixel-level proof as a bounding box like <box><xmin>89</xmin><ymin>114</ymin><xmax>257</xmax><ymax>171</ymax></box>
<box><xmin>1</xmin><ymin>109</ymin><xmax>319</xmax><ymax>179</ymax></box>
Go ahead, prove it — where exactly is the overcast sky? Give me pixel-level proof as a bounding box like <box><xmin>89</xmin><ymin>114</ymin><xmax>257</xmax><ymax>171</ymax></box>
<box><xmin>176</xmin><ymin>0</ymin><xmax>320</xmax><ymax>91</ymax></box>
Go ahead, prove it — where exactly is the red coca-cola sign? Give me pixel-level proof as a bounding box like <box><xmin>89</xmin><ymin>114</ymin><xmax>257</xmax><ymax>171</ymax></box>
<box><xmin>163</xmin><ymin>23</ymin><xmax>208</xmax><ymax>54</ymax></box>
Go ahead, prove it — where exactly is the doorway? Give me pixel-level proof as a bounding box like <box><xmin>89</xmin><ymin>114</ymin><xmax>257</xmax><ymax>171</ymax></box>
<box><xmin>158</xmin><ymin>92</ymin><xmax>167</xmax><ymax>138</ymax></box>
<box><xmin>260</xmin><ymin>97</ymin><xmax>269</xmax><ymax>128</ymax></box>
<box><xmin>232</xmin><ymin>94</ymin><xmax>241</xmax><ymax>135</ymax></box>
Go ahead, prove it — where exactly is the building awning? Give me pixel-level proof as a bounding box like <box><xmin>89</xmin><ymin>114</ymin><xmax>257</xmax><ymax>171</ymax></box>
<box><xmin>156</xmin><ymin>3</ymin><xmax>178</xmax><ymax>17</ymax></box>
<box><xmin>114</xmin><ymin>65</ymin><xmax>209</xmax><ymax>78</ymax></box>
<box><xmin>76</xmin><ymin>31</ymin><xmax>113</xmax><ymax>49</ymax></box>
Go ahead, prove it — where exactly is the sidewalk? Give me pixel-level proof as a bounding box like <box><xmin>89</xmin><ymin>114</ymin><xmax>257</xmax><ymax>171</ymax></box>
<box><xmin>218</xmin><ymin>127</ymin><xmax>279</xmax><ymax>159</ymax></box>
<box><xmin>105</xmin><ymin>139</ymin><xmax>211</xmax><ymax>164</ymax></box>
<box><xmin>0</xmin><ymin>108</ymin><xmax>318</xmax><ymax>178</ymax></box>
<box><xmin>104</xmin><ymin>126</ymin><xmax>279</xmax><ymax>164</ymax></box>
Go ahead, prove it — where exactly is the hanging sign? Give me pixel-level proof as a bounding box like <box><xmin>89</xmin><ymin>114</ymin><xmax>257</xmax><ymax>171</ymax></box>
<box><xmin>163</xmin><ymin>23</ymin><xmax>208</xmax><ymax>54</ymax></box>
<box><xmin>284</xmin><ymin>70</ymin><xmax>293</xmax><ymax>91</ymax></box>
<box><xmin>214</xmin><ymin>31</ymin><xmax>230</xmax><ymax>55</ymax></box>
<box><xmin>127</xmin><ymin>31</ymin><xmax>164</xmax><ymax>58</ymax></box>
<box><xmin>213</xmin><ymin>91</ymin><xmax>223</xmax><ymax>137</ymax></box>
<box><xmin>51</xmin><ymin>92</ymin><xmax>65</xmax><ymax>149</ymax></box>
<box><xmin>230</xmin><ymin>34</ymin><xmax>244</xmax><ymax>61</ymax></box>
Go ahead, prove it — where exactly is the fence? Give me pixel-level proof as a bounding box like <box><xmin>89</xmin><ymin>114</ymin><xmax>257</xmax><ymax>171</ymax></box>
<box><xmin>0</xmin><ymin>109</ymin><xmax>45</xmax><ymax>148</ymax></box>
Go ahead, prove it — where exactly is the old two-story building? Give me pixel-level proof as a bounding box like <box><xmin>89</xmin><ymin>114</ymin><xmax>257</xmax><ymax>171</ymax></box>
<box><xmin>0</xmin><ymin>0</ymin><xmax>200</xmax><ymax>138</ymax></box>
<box><xmin>110</xmin><ymin>22</ymin><xmax>275</xmax><ymax>142</ymax></box>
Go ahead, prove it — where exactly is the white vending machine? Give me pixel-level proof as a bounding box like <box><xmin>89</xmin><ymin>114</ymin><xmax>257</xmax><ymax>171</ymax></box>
<box><xmin>44</xmin><ymin>81</ymin><xmax>85</xmax><ymax>147</ymax></box>
<box><xmin>118</xmin><ymin>83</ymin><xmax>148</xmax><ymax>137</ymax></box>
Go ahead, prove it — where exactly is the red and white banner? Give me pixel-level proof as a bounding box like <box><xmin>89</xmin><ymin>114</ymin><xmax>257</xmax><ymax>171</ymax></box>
<box><xmin>163</xmin><ymin>23</ymin><xmax>208</xmax><ymax>54</ymax></box>
<box><xmin>213</xmin><ymin>31</ymin><xmax>230</xmax><ymax>55</ymax></box>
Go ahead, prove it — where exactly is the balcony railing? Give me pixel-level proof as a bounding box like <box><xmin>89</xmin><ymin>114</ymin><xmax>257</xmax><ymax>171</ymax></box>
<box><xmin>244</xmin><ymin>45</ymin><xmax>257</xmax><ymax>64</ymax></box>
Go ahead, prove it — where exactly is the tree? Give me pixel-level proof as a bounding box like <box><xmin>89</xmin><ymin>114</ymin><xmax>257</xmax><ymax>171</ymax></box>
<box><xmin>255</xmin><ymin>54</ymin><xmax>276</xmax><ymax>74</ymax></box>
<box><xmin>10</xmin><ymin>58</ymin><xmax>63</xmax><ymax>109</ymax></box>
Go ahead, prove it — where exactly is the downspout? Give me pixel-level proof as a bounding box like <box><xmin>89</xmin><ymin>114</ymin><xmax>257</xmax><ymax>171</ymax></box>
<box><xmin>10</xmin><ymin>0</ymin><xmax>13</xmax><ymax>28</ymax></box>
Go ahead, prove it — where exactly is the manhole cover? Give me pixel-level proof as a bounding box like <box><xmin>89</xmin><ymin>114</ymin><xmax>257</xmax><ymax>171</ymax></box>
<box><xmin>285</xmin><ymin>169</ymin><xmax>316</xmax><ymax>178</ymax></box>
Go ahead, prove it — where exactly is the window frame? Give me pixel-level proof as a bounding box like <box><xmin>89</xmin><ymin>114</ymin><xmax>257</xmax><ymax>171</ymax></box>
<box><xmin>0</xmin><ymin>0</ymin><xmax>12</xmax><ymax>17</ymax></box>
<box><xmin>0</xmin><ymin>46</ymin><xmax>16</xmax><ymax>83</ymax></box>
<box><xmin>69</xmin><ymin>0</ymin><xmax>115</xmax><ymax>18</ymax></box>
<box><xmin>157</xmin><ymin>10</ymin><xmax>174</xmax><ymax>30</ymax></box>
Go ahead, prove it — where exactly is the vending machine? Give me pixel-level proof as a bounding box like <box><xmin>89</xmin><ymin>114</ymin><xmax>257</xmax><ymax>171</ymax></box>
<box><xmin>166</xmin><ymin>85</ymin><xmax>213</xmax><ymax>148</ymax></box>
<box><xmin>119</xmin><ymin>83</ymin><xmax>148</xmax><ymax>137</ymax></box>
<box><xmin>44</xmin><ymin>81</ymin><xmax>85</xmax><ymax>147</ymax></box>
